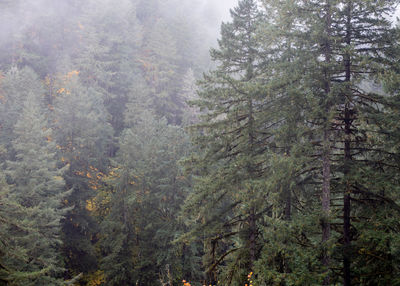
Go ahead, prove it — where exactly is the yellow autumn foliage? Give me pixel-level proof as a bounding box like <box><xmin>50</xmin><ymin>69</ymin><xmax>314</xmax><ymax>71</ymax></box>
<box><xmin>53</xmin><ymin>176</ymin><xmax>64</xmax><ymax>181</ymax></box>
<box><xmin>85</xmin><ymin>270</ymin><xmax>105</xmax><ymax>286</ymax></box>
<box><xmin>57</xmin><ymin>87</ymin><xmax>66</xmax><ymax>94</ymax></box>
<box><xmin>67</xmin><ymin>70</ymin><xmax>80</xmax><ymax>78</ymax></box>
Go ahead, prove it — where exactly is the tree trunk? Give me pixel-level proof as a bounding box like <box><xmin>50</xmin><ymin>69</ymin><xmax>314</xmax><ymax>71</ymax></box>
<box><xmin>249</xmin><ymin>207</ymin><xmax>256</xmax><ymax>265</ymax></box>
<box><xmin>322</xmin><ymin>129</ymin><xmax>331</xmax><ymax>268</ymax></box>
<box><xmin>322</xmin><ymin>2</ymin><xmax>332</xmax><ymax>285</ymax></box>
<box><xmin>285</xmin><ymin>188</ymin><xmax>291</xmax><ymax>221</ymax></box>
<box><xmin>343</xmin><ymin>104</ymin><xmax>352</xmax><ymax>286</ymax></box>
<box><xmin>343</xmin><ymin>2</ymin><xmax>352</xmax><ymax>285</ymax></box>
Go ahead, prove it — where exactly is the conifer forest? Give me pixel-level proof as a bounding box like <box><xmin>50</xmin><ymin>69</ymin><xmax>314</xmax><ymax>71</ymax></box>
<box><xmin>2</xmin><ymin>0</ymin><xmax>400</xmax><ymax>285</ymax></box>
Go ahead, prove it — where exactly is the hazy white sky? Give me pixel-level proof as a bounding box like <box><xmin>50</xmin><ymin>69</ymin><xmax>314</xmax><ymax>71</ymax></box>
<box><xmin>394</xmin><ymin>7</ymin><xmax>400</xmax><ymax>22</ymax></box>
<box><xmin>215</xmin><ymin>0</ymin><xmax>239</xmax><ymax>21</ymax></box>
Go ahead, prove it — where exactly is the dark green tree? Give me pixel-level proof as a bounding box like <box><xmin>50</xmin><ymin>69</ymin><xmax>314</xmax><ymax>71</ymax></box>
<box><xmin>0</xmin><ymin>172</ymin><xmax>26</xmax><ymax>286</ymax></box>
<box><xmin>99</xmin><ymin>110</ymin><xmax>195</xmax><ymax>285</ymax></box>
<box><xmin>181</xmin><ymin>1</ymin><xmax>269</xmax><ymax>284</ymax></box>
<box><xmin>254</xmin><ymin>0</ymin><xmax>400</xmax><ymax>284</ymax></box>
<box><xmin>52</xmin><ymin>74</ymin><xmax>113</xmax><ymax>280</ymax></box>
<box><xmin>3</xmin><ymin>92</ymin><xmax>68</xmax><ymax>285</ymax></box>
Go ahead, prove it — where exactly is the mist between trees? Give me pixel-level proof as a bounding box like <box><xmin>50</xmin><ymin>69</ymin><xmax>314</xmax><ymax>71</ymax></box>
<box><xmin>1</xmin><ymin>0</ymin><xmax>400</xmax><ymax>285</ymax></box>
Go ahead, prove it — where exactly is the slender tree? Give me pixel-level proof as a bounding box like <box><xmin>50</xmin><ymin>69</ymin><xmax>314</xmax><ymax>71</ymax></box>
<box><xmin>3</xmin><ymin>92</ymin><xmax>68</xmax><ymax>285</ymax></box>
<box><xmin>52</xmin><ymin>73</ymin><xmax>113</xmax><ymax>279</ymax></box>
<box><xmin>182</xmin><ymin>1</ymin><xmax>269</xmax><ymax>284</ymax></box>
<box><xmin>255</xmin><ymin>0</ymin><xmax>400</xmax><ymax>284</ymax></box>
<box><xmin>99</xmin><ymin>108</ymin><xmax>193</xmax><ymax>285</ymax></box>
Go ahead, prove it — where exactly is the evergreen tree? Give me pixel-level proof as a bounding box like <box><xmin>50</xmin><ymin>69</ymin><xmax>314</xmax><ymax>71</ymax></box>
<box><xmin>52</xmin><ymin>73</ymin><xmax>113</xmax><ymax>279</ymax></box>
<box><xmin>182</xmin><ymin>1</ymin><xmax>269</xmax><ymax>284</ymax></box>
<box><xmin>140</xmin><ymin>18</ymin><xmax>183</xmax><ymax>123</ymax></box>
<box><xmin>0</xmin><ymin>67</ymin><xmax>44</xmax><ymax>160</ymax></box>
<box><xmin>0</xmin><ymin>172</ymin><xmax>25</xmax><ymax>285</ymax></box>
<box><xmin>3</xmin><ymin>92</ymin><xmax>68</xmax><ymax>285</ymax></box>
<box><xmin>251</xmin><ymin>0</ymin><xmax>338</xmax><ymax>283</ymax></box>
<box><xmin>299</xmin><ymin>1</ymin><xmax>400</xmax><ymax>284</ymax></box>
<box><xmin>75</xmin><ymin>0</ymin><xmax>143</xmax><ymax>136</ymax></box>
<box><xmin>99</xmin><ymin>111</ymin><xmax>195</xmax><ymax>285</ymax></box>
<box><xmin>253</xmin><ymin>0</ymin><xmax>400</xmax><ymax>284</ymax></box>
<box><xmin>180</xmin><ymin>68</ymin><xmax>200</xmax><ymax>126</ymax></box>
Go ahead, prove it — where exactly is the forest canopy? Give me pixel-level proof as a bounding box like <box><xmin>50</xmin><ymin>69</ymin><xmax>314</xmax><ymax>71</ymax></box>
<box><xmin>1</xmin><ymin>0</ymin><xmax>400</xmax><ymax>285</ymax></box>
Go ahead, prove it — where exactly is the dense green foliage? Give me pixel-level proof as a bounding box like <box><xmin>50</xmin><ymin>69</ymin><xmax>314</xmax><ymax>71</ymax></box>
<box><xmin>184</xmin><ymin>0</ymin><xmax>400</xmax><ymax>285</ymax></box>
<box><xmin>0</xmin><ymin>0</ymin><xmax>215</xmax><ymax>284</ymax></box>
<box><xmin>1</xmin><ymin>0</ymin><xmax>400</xmax><ymax>285</ymax></box>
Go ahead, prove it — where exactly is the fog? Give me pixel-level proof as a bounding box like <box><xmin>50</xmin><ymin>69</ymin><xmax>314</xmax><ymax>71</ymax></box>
<box><xmin>2</xmin><ymin>1</ymin><xmax>400</xmax><ymax>285</ymax></box>
<box><xmin>0</xmin><ymin>0</ymin><xmax>240</xmax><ymax>78</ymax></box>
<box><xmin>0</xmin><ymin>0</ymin><xmax>238</xmax><ymax>47</ymax></box>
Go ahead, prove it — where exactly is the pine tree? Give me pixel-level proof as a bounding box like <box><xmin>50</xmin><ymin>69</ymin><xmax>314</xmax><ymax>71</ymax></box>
<box><xmin>3</xmin><ymin>92</ymin><xmax>68</xmax><ymax>285</ymax></box>
<box><xmin>181</xmin><ymin>68</ymin><xmax>200</xmax><ymax>126</ymax></box>
<box><xmin>140</xmin><ymin>18</ymin><xmax>182</xmax><ymax>123</ymax></box>
<box><xmin>254</xmin><ymin>0</ymin><xmax>400</xmax><ymax>284</ymax></box>
<box><xmin>181</xmin><ymin>1</ymin><xmax>269</xmax><ymax>284</ymax></box>
<box><xmin>0</xmin><ymin>67</ymin><xmax>44</xmax><ymax>160</ymax></box>
<box><xmin>303</xmin><ymin>1</ymin><xmax>400</xmax><ymax>284</ymax></box>
<box><xmin>52</xmin><ymin>73</ymin><xmax>113</xmax><ymax>279</ymax></box>
<box><xmin>75</xmin><ymin>0</ymin><xmax>143</xmax><ymax>136</ymax></box>
<box><xmin>0</xmin><ymin>172</ymin><xmax>25</xmax><ymax>285</ymax></box>
<box><xmin>234</xmin><ymin>1</ymin><xmax>328</xmax><ymax>283</ymax></box>
<box><xmin>99</xmin><ymin>111</ymin><xmax>194</xmax><ymax>285</ymax></box>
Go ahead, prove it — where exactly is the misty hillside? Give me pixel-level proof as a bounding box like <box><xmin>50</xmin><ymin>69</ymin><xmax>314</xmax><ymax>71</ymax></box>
<box><xmin>1</xmin><ymin>0</ymin><xmax>400</xmax><ymax>285</ymax></box>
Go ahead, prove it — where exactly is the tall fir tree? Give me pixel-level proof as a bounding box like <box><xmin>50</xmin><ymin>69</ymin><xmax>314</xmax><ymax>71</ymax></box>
<box><xmin>0</xmin><ymin>67</ymin><xmax>44</xmax><ymax>160</ymax></box>
<box><xmin>75</xmin><ymin>0</ymin><xmax>143</xmax><ymax>136</ymax></box>
<box><xmin>98</xmin><ymin>108</ymin><xmax>195</xmax><ymax>285</ymax></box>
<box><xmin>253</xmin><ymin>0</ymin><xmax>400</xmax><ymax>284</ymax></box>
<box><xmin>3</xmin><ymin>92</ymin><xmax>68</xmax><ymax>285</ymax></box>
<box><xmin>52</xmin><ymin>73</ymin><xmax>113</xmax><ymax>280</ymax></box>
<box><xmin>182</xmin><ymin>1</ymin><xmax>270</xmax><ymax>284</ymax></box>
